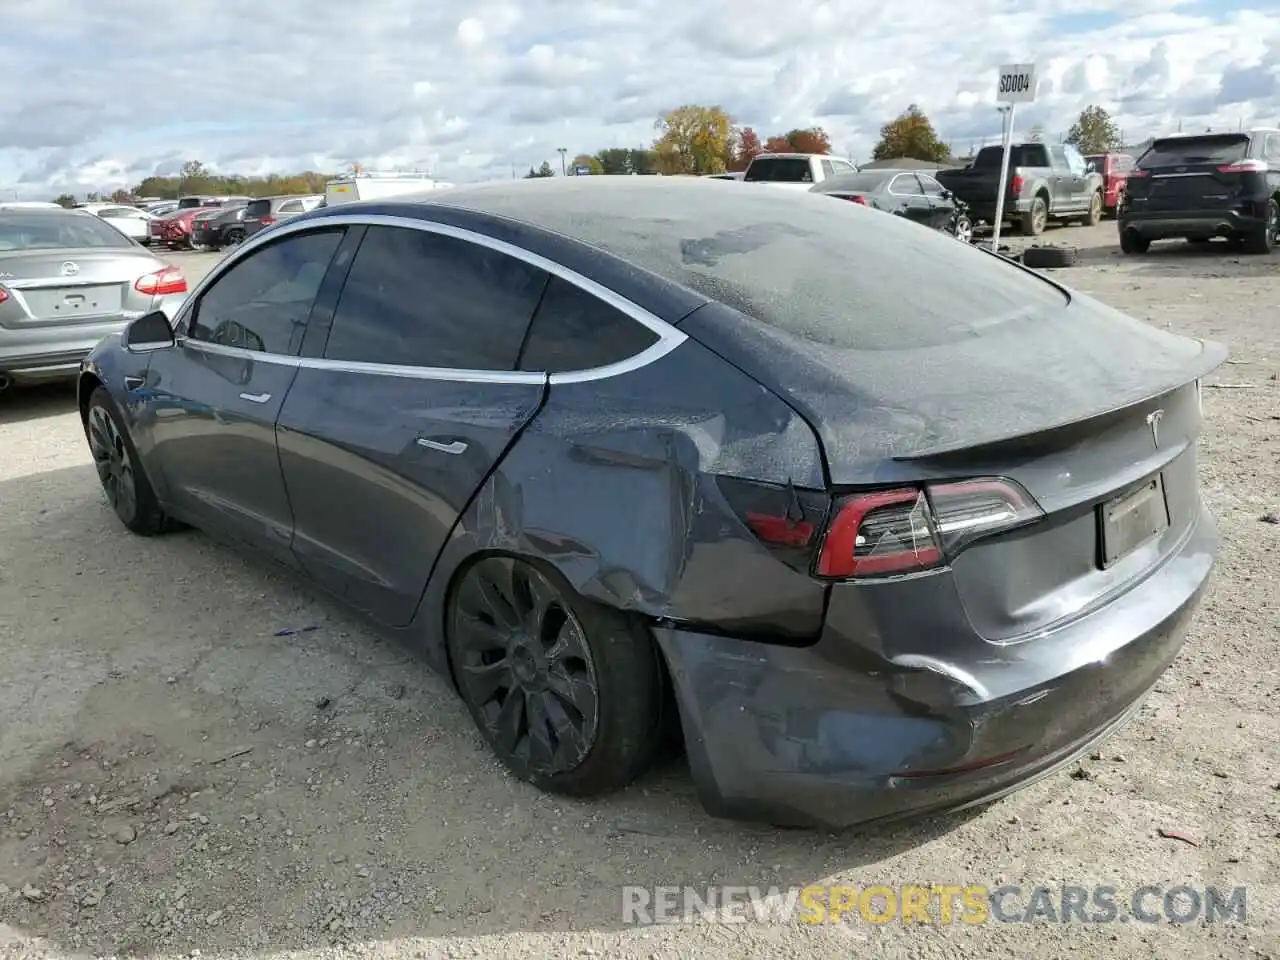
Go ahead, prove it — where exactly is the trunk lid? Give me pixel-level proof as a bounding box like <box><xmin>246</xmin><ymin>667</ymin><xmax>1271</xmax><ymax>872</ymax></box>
<box><xmin>1126</xmin><ymin>134</ymin><xmax>1255</xmax><ymax>212</ymax></box>
<box><xmin>0</xmin><ymin>249</ymin><xmax>158</xmax><ymax>327</ymax></box>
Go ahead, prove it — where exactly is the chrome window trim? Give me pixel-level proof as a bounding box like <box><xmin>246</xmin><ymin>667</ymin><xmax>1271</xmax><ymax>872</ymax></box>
<box><xmin>174</xmin><ymin>211</ymin><xmax>687</xmax><ymax>386</ymax></box>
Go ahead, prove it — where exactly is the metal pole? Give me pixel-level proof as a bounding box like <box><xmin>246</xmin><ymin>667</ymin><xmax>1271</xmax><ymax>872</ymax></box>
<box><xmin>990</xmin><ymin>104</ymin><xmax>1016</xmax><ymax>251</ymax></box>
<box><xmin>557</xmin><ymin>148</ymin><xmax>567</xmax><ymax>176</ymax></box>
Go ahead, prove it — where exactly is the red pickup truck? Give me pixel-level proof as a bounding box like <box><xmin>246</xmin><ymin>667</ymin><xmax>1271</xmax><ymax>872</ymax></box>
<box><xmin>1085</xmin><ymin>152</ymin><xmax>1135</xmax><ymax>217</ymax></box>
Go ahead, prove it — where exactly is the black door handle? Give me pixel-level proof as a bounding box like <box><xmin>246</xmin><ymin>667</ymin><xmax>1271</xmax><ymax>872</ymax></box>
<box><xmin>124</xmin><ymin>375</ymin><xmax>144</xmax><ymax>390</ymax></box>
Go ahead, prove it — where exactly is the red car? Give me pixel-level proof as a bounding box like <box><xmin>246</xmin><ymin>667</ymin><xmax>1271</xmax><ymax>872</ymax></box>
<box><xmin>1085</xmin><ymin>153</ymin><xmax>1135</xmax><ymax>217</ymax></box>
<box><xmin>159</xmin><ymin>206</ymin><xmax>220</xmax><ymax>250</ymax></box>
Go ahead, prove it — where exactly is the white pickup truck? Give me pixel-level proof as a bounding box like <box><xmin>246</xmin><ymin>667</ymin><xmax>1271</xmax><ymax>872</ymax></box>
<box><xmin>741</xmin><ymin>153</ymin><xmax>857</xmax><ymax>190</ymax></box>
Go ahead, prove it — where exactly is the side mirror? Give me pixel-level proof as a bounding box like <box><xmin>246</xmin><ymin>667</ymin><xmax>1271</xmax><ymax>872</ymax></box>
<box><xmin>1085</xmin><ymin>162</ymin><xmax>1097</xmax><ymax>173</ymax></box>
<box><xmin>123</xmin><ymin>310</ymin><xmax>175</xmax><ymax>350</ymax></box>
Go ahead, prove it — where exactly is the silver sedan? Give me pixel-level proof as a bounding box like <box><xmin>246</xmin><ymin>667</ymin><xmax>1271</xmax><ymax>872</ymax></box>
<box><xmin>0</xmin><ymin>207</ymin><xmax>189</xmax><ymax>389</ymax></box>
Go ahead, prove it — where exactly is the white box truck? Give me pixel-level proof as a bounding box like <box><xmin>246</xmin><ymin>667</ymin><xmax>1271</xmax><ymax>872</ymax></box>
<box><xmin>323</xmin><ymin>172</ymin><xmax>455</xmax><ymax>206</ymax></box>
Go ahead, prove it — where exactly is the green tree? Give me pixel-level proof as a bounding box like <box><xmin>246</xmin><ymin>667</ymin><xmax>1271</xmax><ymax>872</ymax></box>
<box><xmin>570</xmin><ymin>153</ymin><xmax>603</xmax><ymax>175</ymax></box>
<box><xmin>524</xmin><ymin>161</ymin><xmax>555</xmax><ymax>178</ymax></box>
<box><xmin>595</xmin><ymin>148</ymin><xmax>632</xmax><ymax>175</ymax></box>
<box><xmin>1065</xmin><ymin>105</ymin><xmax>1120</xmax><ymax>154</ymax></box>
<box><xmin>653</xmin><ymin>104</ymin><xmax>734</xmax><ymax>175</ymax></box>
<box><xmin>131</xmin><ymin>168</ymin><xmax>334</xmax><ymax>199</ymax></box>
<box><xmin>52</xmin><ymin>193</ymin><xmax>76</xmax><ymax>208</ymax></box>
<box><xmin>871</xmin><ymin>105</ymin><xmax>951</xmax><ymax>163</ymax></box>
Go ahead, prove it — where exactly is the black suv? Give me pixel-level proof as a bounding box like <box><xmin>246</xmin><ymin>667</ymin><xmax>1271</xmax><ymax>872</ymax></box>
<box><xmin>241</xmin><ymin>195</ymin><xmax>322</xmax><ymax>241</ymax></box>
<box><xmin>1118</xmin><ymin>128</ymin><xmax>1280</xmax><ymax>253</ymax></box>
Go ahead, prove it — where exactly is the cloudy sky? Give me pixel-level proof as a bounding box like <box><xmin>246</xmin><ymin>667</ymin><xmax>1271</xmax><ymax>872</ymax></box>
<box><xmin>2</xmin><ymin>0</ymin><xmax>1279</xmax><ymax>197</ymax></box>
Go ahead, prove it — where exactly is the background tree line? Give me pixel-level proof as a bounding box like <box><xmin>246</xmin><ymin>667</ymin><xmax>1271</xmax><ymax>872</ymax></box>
<box><xmin>49</xmin><ymin>104</ymin><xmax>1129</xmax><ymax>205</ymax></box>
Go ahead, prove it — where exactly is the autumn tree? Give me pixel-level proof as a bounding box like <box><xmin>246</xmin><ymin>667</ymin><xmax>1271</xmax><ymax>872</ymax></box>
<box><xmin>763</xmin><ymin>134</ymin><xmax>793</xmax><ymax>153</ymax></box>
<box><xmin>570</xmin><ymin>153</ymin><xmax>603</xmax><ymax>175</ymax></box>
<box><xmin>1065</xmin><ymin>105</ymin><xmax>1120</xmax><ymax>154</ymax></box>
<box><xmin>726</xmin><ymin>127</ymin><xmax>763</xmax><ymax>172</ymax></box>
<box><xmin>782</xmin><ymin>127</ymin><xmax>832</xmax><ymax>154</ymax></box>
<box><xmin>871</xmin><ymin>105</ymin><xmax>951</xmax><ymax>163</ymax></box>
<box><xmin>653</xmin><ymin>105</ymin><xmax>734</xmax><ymax>175</ymax></box>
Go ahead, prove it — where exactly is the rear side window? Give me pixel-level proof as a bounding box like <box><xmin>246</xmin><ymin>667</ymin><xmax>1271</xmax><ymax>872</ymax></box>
<box><xmin>278</xmin><ymin>200</ymin><xmax>304</xmax><ymax>213</ymax></box>
<box><xmin>974</xmin><ymin>145</ymin><xmax>1049</xmax><ymax>168</ymax></box>
<box><xmin>189</xmin><ymin>228</ymin><xmax>344</xmax><ymax>354</ymax></box>
<box><xmin>517</xmin><ymin>276</ymin><xmax>659</xmax><ymax>374</ymax></box>
<box><xmin>1139</xmin><ymin>135</ymin><xmax>1249</xmax><ymax>167</ymax></box>
<box><xmin>324</xmin><ymin>226</ymin><xmax>548</xmax><ymax>370</ymax></box>
<box><xmin>744</xmin><ymin>159</ymin><xmax>813</xmax><ymax>183</ymax></box>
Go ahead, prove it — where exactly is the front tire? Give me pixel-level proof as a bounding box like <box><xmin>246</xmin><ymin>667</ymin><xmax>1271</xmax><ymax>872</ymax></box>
<box><xmin>84</xmin><ymin>387</ymin><xmax>176</xmax><ymax>536</ymax></box>
<box><xmin>447</xmin><ymin>555</ymin><xmax>664</xmax><ymax>797</ymax></box>
<box><xmin>952</xmin><ymin>214</ymin><xmax>974</xmax><ymax>243</ymax></box>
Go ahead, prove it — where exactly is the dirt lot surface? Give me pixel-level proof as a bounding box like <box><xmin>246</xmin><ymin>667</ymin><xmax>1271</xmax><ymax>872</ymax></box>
<box><xmin>1</xmin><ymin>227</ymin><xmax>1278</xmax><ymax>959</ymax></box>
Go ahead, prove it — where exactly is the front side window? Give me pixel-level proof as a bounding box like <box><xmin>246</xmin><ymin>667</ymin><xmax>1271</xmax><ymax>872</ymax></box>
<box><xmin>889</xmin><ymin>174</ymin><xmax>921</xmax><ymax>195</ymax></box>
<box><xmin>517</xmin><ymin>276</ymin><xmax>659</xmax><ymax>374</ymax></box>
<box><xmin>187</xmin><ymin>228</ymin><xmax>344</xmax><ymax>354</ymax></box>
<box><xmin>1063</xmin><ymin>145</ymin><xmax>1087</xmax><ymax>175</ymax></box>
<box><xmin>917</xmin><ymin>175</ymin><xmax>945</xmax><ymax>196</ymax></box>
<box><xmin>323</xmin><ymin>226</ymin><xmax>548</xmax><ymax>370</ymax></box>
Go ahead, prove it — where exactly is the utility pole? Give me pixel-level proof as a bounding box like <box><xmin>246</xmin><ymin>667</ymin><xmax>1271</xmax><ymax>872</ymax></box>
<box><xmin>557</xmin><ymin>147</ymin><xmax>567</xmax><ymax>176</ymax></box>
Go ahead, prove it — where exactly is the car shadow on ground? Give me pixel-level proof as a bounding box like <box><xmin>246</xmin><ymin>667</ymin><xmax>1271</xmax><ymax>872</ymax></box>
<box><xmin>0</xmin><ymin>463</ymin><xmax>989</xmax><ymax>956</ymax></box>
<box><xmin>0</xmin><ymin>382</ymin><xmax>79</xmax><ymax>426</ymax></box>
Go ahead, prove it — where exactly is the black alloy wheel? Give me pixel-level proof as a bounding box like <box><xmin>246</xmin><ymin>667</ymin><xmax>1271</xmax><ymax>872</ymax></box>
<box><xmin>85</xmin><ymin>388</ymin><xmax>176</xmax><ymax>536</ymax></box>
<box><xmin>447</xmin><ymin>555</ymin><xmax>664</xmax><ymax>796</ymax></box>
<box><xmin>225</xmin><ymin>228</ymin><xmax>246</xmax><ymax>246</ymax></box>
<box><xmin>1245</xmin><ymin>199</ymin><xmax>1279</xmax><ymax>254</ymax></box>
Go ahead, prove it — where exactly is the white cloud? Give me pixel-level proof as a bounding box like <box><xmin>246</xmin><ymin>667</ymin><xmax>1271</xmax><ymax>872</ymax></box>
<box><xmin>1</xmin><ymin>0</ymin><xmax>1279</xmax><ymax>197</ymax></box>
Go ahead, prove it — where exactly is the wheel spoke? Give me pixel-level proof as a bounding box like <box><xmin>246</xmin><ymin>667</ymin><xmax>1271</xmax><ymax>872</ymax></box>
<box><xmin>455</xmin><ymin>612</ymin><xmax>510</xmax><ymax>654</ymax></box>
<box><xmin>545</xmin><ymin>620</ymin><xmax>589</xmax><ymax>665</ymax></box>
<box><xmin>470</xmin><ymin>561</ymin><xmax>521</xmax><ymax>630</ymax></box>
<box><xmin>492</xmin><ymin>689</ymin><xmax>525</xmax><ymax>754</ymax></box>
<box><xmin>547</xmin><ymin>666</ymin><xmax>597</xmax><ymax>720</ymax></box>
<box><xmin>523</xmin><ymin>571</ymin><xmax>560</xmax><ymax>637</ymax></box>
<box><xmin>524</xmin><ymin>694</ymin><xmax>557</xmax><ymax>768</ymax></box>
<box><xmin>541</xmin><ymin>694</ymin><xmax>588</xmax><ymax>761</ymax></box>
<box><xmin>116</xmin><ymin>463</ymin><xmax>136</xmax><ymax>513</ymax></box>
<box><xmin>460</xmin><ymin>658</ymin><xmax>510</xmax><ymax>705</ymax></box>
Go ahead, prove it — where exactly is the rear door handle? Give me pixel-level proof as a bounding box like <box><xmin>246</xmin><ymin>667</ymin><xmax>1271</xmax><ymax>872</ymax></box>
<box><xmin>239</xmin><ymin>392</ymin><xmax>271</xmax><ymax>403</ymax></box>
<box><xmin>416</xmin><ymin>438</ymin><xmax>467</xmax><ymax>455</ymax></box>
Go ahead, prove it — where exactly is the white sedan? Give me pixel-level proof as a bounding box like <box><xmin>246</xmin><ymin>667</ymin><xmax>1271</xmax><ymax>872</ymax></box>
<box><xmin>75</xmin><ymin>203</ymin><xmax>155</xmax><ymax>244</ymax></box>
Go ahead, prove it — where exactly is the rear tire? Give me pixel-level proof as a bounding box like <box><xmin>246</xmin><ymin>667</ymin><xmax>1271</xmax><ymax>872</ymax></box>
<box><xmin>225</xmin><ymin>228</ymin><xmax>246</xmax><ymax>246</ymax></box>
<box><xmin>447</xmin><ymin>555</ymin><xmax>665</xmax><ymax>798</ymax></box>
<box><xmin>1083</xmin><ymin>191</ymin><xmax>1103</xmax><ymax>226</ymax></box>
<box><xmin>1020</xmin><ymin>195</ymin><xmax>1048</xmax><ymax>236</ymax></box>
<box><xmin>1244</xmin><ymin>199</ymin><xmax>1279</xmax><ymax>254</ymax></box>
<box><xmin>84</xmin><ymin>387</ymin><xmax>178</xmax><ymax>536</ymax></box>
<box><xmin>1119</xmin><ymin>229</ymin><xmax>1150</xmax><ymax>255</ymax></box>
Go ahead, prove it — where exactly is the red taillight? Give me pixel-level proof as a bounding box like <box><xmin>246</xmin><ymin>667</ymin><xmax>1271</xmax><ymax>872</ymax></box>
<box><xmin>135</xmin><ymin>265</ymin><xmax>187</xmax><ymax>296</ymax></box>
<box><xmin>816</xmin><ymin>478</ymin><xmax>1043</xmax><ymax>580</ymax></box>
<box><xmin>1010</xmin><ymin>174</ymin><xmax>1024</xmax><ymax>195</ymax></box>
<box><xmin>844</xmin><ymin>195</ymin><xmax>867</xmax><ymax>205</ymax></box>
<box><xmin>0</xmin><ymin>287</ymin><xmax>8</xmax><ymax>305</ymax></box>
<box><xmin>261</xmin><ymin>215</ymin><xmax>276</xmax><ymax>225</ymax></box>
<box><xmin>1218</xmin><ymin>159</ymin><xmax>1268</xmax><ymax>173</ymax></box>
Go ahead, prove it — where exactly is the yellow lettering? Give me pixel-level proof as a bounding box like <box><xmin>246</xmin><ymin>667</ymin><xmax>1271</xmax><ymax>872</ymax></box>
<box><xmin>861</xmin><ymin>885</ymin><xmax>897</xmax><ymax>924</ymax></box>
<box><xmin>797</xmin><ymin>886</ymin><xmax>826</xmax><ymax>925</ymax></box>
<box><xmin>828</xmin><ymin>886</ymin><xmax>858</xmax><ymax>923</ymax></box>
<box><xmin>962</xmin><ymin>886</ymin><xmax>989</xmax><ymax>924</ymax></box>
<box><xmin>933</xmin><ymin>885</ymin><xmax>963</xmax><ymax>923</ymax></box>
<box><xmin>901</xmin><ymin>885</ymin><xmax>932</xmax><ymax>924</ymax></box>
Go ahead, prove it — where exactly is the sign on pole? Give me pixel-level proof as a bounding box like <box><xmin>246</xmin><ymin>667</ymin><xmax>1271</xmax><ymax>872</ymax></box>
<box><xmin>990</xmin><ymin>62</ymin><xmax>1038</xmax><ymax>252</ymax></box>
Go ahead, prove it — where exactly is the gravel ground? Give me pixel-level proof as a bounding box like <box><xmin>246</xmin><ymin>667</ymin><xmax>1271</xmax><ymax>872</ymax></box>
<box><xmin>0</xmin><ymin>226</ymin><xmax>1277</xmax><ymax>960</ymax></box>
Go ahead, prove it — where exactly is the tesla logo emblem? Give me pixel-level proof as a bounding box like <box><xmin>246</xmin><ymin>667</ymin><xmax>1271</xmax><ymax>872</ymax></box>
<box><xmin>1146</xmin><ymin>409</ymin><xmax>1164</xmax><ymax>448</ymax></box>
<box><xmin>60</xmin><ymin>261</ymin><xmax>79</xmax><ymax>277</ymax></box>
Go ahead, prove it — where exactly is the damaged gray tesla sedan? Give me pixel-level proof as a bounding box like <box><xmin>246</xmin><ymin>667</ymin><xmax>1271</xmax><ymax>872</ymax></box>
<box><xmin>77</xmin><ymin>177</ymin><xmax>1222</xmax><ymax>829</ymax></box>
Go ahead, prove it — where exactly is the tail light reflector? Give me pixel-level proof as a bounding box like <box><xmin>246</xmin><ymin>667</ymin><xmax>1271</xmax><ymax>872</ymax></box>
<box><xmin>816</xmin><ymin>478</ymin><xmax>1043</xmax><ymax>580</ymax></box>
<box><xmin>1010</xmin><ymin>174</ymin><xmax>1024</xmax><ymax>195</ymax></box>
<box><xmin>0</xmin><ymin>287</ymin><xmax>8</xmax><ymax>305</ymax></box>
<box><xmin>844</xmin><ymin>195</ymin><xmax>866</xmax><ymax>205</ymax></box>
<box><xmin>1218</xmin><ymin>159</ymin><xmax>1267</xmax><ymax>173</ymax></box>
<box><xmin>135</xmin><ymin>265</ymin><xmax>187</xmax><ymax>296</ymax></box>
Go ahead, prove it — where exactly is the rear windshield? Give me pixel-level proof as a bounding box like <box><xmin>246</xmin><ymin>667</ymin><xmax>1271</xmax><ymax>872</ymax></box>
<box><xmin>1139</xmin><ymin>135</ymin><xmax>1249</xmax><ymax>167</ymax></box>
<box><xmin>973</xmin><ymin>144</ymin><xmax>1050</xmax><ymax>168</ymax></box>
<box><xmin>0</xmin><ymin>212</ymin><xmax>135</xmax><ymax>251</ymax></box>
<box><xmin>744</xmin><ymin>158</ymin><xmax>813</xmax><ymax>183</ymax></box>
<box><xmin>245</xmin><ymin>199</ymin><xmax>272</xmax><ymax>217</ymax></box>
<box><xmin>812</xmin><ymin>173</ymin><xmax>889</xmax><ymax>194</ymax></box>
<box><xmin>432</xmin><ymin>179</ymin><xmax>1070</xmax><ymax>351</ymax></box>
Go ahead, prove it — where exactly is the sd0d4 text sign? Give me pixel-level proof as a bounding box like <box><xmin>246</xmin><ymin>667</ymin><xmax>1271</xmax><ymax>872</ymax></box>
<box><xmin>997</xmin><ymin>63</ymin><xmax>1038</xmax><ymax>103</ymax></box>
